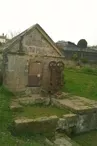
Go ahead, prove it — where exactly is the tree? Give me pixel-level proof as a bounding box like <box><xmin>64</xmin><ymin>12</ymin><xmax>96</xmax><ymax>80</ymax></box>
<box><xmin>77</xmin><ymin>39</ymin><xmax>87</xmax><ymax>48</ymax></box>
<box><xmin>7</xmin><ymin>30</ymin><xmax>21</xmax><ymax>39</ymax></box>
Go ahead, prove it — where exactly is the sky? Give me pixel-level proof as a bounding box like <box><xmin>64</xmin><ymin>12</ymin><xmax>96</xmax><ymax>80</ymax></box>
<box><xmin>0</xmin><ymin>0</ymin><xmax>97</xmax><ymax>46</ymax></box>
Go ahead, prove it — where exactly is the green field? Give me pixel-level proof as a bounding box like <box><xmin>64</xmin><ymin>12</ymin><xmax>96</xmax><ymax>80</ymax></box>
<box><xmin>63</xmin><ymin>68</ymin><xmax>97</xmax><ymax>100</ymax></box>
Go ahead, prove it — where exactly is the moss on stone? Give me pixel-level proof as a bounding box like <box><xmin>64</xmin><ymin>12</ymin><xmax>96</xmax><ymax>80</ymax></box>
<box><xmin>13</xmin><ymin>104</ymin><xmax>70</xmax><ymax>119</ymax></box>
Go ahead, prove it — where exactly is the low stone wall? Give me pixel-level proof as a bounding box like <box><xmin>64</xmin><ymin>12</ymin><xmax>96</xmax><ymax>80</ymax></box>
<box><xmin>14</xmin><ymin>112</ymin><xmax>97</xmax><ymax>137</ymax></box>
<box><xmin>57</xmin><ymin>114</ymin><xmax>97</xmax><ymax>135</ymax></box>
<box><xmin>57</xmin><ymin>111</ymin><xmax>97</xmax><ymax>135</ymax></box>
<box><xmin>14</xmin><ymin>116</ymin><xmax>58</xmax><ymax>137</ymax></box>
<box><xmin>76</xmin><ymin>112</ymin><xmax>97</xmax><ymax>134</ymax></box>
<box><xmin>63</xmin><ymin>50</ymin><xmax>97</xmax><ymax>63</ymax></box>
<box><xmin>52</xmin><ymin>97</ymin><xmax>97</xmax><ymax>135</ymax></box>
<box><xmin>64</xmin><ymin>59</ymin><xmax>97</xmax><ymax>69</ymax></box>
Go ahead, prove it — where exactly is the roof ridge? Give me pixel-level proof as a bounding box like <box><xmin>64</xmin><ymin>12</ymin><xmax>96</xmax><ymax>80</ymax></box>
<box><xmin>2</xmin><ymin>23</ymin><xmax>63</xmax><ymax>56</ymax></box>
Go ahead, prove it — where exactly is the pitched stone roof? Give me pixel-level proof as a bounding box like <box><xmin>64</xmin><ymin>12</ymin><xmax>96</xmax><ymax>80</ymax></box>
<box><xmin>2</xmin><ymin>24</ymin><xmax>63</xmax><ymax>56</ymax></box>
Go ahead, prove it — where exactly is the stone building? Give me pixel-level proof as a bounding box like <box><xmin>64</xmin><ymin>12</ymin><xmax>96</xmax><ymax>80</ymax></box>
<box><xmin>2</xmin><ymin>24</ymin><xmax>64</xmax><ymax>95</ymax></box>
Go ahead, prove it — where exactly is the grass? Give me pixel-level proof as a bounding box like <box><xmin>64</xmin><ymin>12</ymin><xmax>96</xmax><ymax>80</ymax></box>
<box><xmin>0</xmin><ymin>86</ymin><xmax>50</xmax><ymax>146</ymax></box>
<box><xmin>63</xmin><ymin>68</ymin><xmax>97</xmax><ymax>100</ymax></box>
<box><xmin>72</xmin><ymin>130</ymin><xmax>97</xmax><ymax>146</ymax></box>
<box><xmin>1</xmin><ymin>66</ymin><xmax>97</xmax><ymax>145</ymax></box>
<box><xmin>14</xmin><ymin>105</ymin><xmax>70</xmax><ymax>119</ymax></box>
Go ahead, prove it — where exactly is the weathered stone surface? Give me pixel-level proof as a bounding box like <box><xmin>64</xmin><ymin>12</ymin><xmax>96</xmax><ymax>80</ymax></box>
<box><xmin>14</xmin><ymin>115</ymin><xmax>58</xmax><ymax>135</ymax></box>
<box><xmin>54</xmin><ymin>137</ymin><xmax>72</xmax><ymax>146</ymax></box>
<box><xmin>45</xmin><ymin>138</ymin><xmax>54</xmax><ymax>146</ymax></box>
<box><xmin>10</xmin><ymin>101</ymin><xmax>23</xmax><ymax>112</ymax></box>
<box><xmin>57</xmin><ymin>112</ymin><xmax>97</xmax><ymax>135</ymax></box>
<box><xmin>55</xmin><ymin>92</ymin><xmax>71</xmax><ymax>99</ymax></box>
<box><xmin>17</xmin><ymin>95</ymin><xmax>50</xmax><ymax>106</ymax></box>
<box><xmin>11</xmin><ymin>94</ymin><xmax>97</xmax><ymax>135</ymax></box>
<box><xmin>53</xmin><ymin>96</ymin><xmax>97</xmax><ymax>134</ymax></box>
<box><xmin>64</xmin><ymin>114</ymin><xmax>77</xmax><ymax>127</ymax></box>
<box><xmin>54</xmin><ymin>135</ymin><xmax>80</xmax><ymax>146</ymax></box>
<box><xmin>57</xmin><ymin>114</ymin><xmax>77</xmax><ymax>136</ymax></box>
<box><xmin>10</xmin><ymin>105</ymin><xmax>23</xmax><ymax>112</ymax></box>
<box><xmin>25</xmin><ymin>87</ymin><xmax>41</xmax><ymax>95</ymax></box>
<box><xmin>51</xmin><ymin>98</ymin><xmax>67</xmax><ymax>110</ymax></box>
<box><xmin>58</xmin><ymin>114</ymin><xmax>77</xmax><ymax>130</ymax></box>
<box><xmin>52</xmin><ymin>96</ymin><xmax>97</xmax><ymax>114</ymax></box>
<box><xmin>76</xmin><ymin>112</ymin><xmax>97</xmax><ymax>134</ymax></box>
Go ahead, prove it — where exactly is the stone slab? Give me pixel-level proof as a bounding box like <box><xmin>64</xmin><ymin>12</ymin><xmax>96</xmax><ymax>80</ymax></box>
<box><xmin>14</xmin><ymin>115</ymin><xmax>58</xmax><ymax>136</ymax></box>
<box><xmin>57</xmin><ymin>114</ymin><xmax>78</xmax><ymax>135</ymax></box>
<box><xmin>10</xmin><ymin>101</ymin><xmax>23</xmax><ymax>112</ymax></box>
<box><xmin>52</xmin><ymin>96</ymin><xmax>97</xmax><ymax>114</ymax></box>
<box><xmin>16</xmin><ymin>94</ymin><xmax>50</xmax><ymax>105</ymax></box>
<box><xmin>54</xmin><ymin>134</ymin><xmax>80</xmax><ymax>146</ymax></box>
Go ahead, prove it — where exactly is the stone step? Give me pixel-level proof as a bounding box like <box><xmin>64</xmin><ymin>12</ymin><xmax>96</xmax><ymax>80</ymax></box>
<box><xmin>54</xmin><ymin>135</ymin><xmax>80</xmax><ymax>146</ymax></box>
<box><xmin>10</xmin><ymin>101</ymin><xmax>23</xmax><ymax>112</ymax></box>
<box><xmin>16</xmin><ymin>94</ymin><xmax>50</xmax><ymax>105</ymax></box>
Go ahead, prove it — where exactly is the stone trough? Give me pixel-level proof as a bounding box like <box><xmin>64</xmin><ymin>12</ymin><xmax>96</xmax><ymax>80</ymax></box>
<box><xmin>10</xmin><ymin>93</ymin><xmax>97</xmax><ymax>145</ymax></box>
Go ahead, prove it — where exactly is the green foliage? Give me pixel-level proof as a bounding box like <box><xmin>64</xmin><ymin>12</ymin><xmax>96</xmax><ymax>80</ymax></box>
<box><xmin>81</xmin><ymin>58</ymin><xmax>88</xmax><ymax>63</ymax></box>
<box><xmin>81</xmin><ymin>67</ymin><xmax>97</xmax><ymax>75</ymax></box>
<box><xmin>72</xmin><ymin>53</ymin><xmax>79</xmax><ymax>61</ymax></box>
<box><xmin>77</xmin><ymin>39</ymin><xmax>87</xmax><ymax>48</ymax></box>
<box><xmin>0</xmin><ymin>85</ymin><xmax>14</xmax><ymax>96</ymax></box>
<box><xmin>0</xmin><ymin>72</ymin><xmax>3</xmax><ymax>86</ymax></box>
<box><xmin>63</xmin><ymin>68</ymin><xmax>97</xmax><ymax>100</ymax></box>
<box><xmin>72</xmin><ymin>130</ymin><xmax>97</xmax><ymax>146</ymax></box>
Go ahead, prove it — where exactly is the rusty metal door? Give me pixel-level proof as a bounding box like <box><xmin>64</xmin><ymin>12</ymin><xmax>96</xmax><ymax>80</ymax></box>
<box><xmin>28</xmin><ymin>60</ymin><xmax>42</xmax><ymax>87</ymax></box>
<box><xmin>49</xmin><ymin>61</ymin><xmax>64</xmax><ymax>93</ymax></box>
<box><xmin>49</xmin><ymin>61</ymin><xmax>57</xmax><ymax>92</ymax></box>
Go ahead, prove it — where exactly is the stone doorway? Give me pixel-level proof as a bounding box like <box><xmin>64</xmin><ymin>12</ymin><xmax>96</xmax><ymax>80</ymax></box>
<box><xmin>28</xmin><ymin>60</ymin><xmax>42</xmax><ymax>87</ymax></box>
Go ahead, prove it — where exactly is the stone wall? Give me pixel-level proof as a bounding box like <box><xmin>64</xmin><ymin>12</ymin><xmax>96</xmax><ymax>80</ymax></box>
<box><xmin>3</xmin><ymin>54</ymin><xmax>43</xmax><ymax>92</ymax></box>
<box><xmin>14</xmin><ymin>112</ymin><xmax>97</xmax><ymax>137</ymax></box>
<box><xmin>3</xmin><ymin>53</ymin><xmax>64</xmax><ymax>94</ymax></box>
<box><xmin>63</xmin><ymin>50</ymin><xmax>97</xmax><ymax>63</ymax></box>
<box><xmin>22</xmin><ymin>28</ymin><xmax>59</xmax><ymax>57</ymax></box>
<box><xmin>14</xmin><ymin>116</ymin><xmax>58</xmax><ymax>137</ymax></box>
<box><xmin>63</xmin><ymin>60</ymin><xmax>97</xmax><ymax>69</ymax></box>
<box><xmin>3</xmin><ymin>54</ymin><xmax>27</xmax><ymax>92</ymax></box>
<box><xmin>52</xmin><ymin>97</ymin><xmax>97</xmax><ymax>135</ymax></box>
<box><xmin>57</xmin><ymin>112</ymin><xmax>97</xmax><ymax>135</ymax></box>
